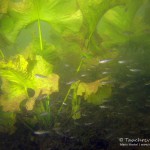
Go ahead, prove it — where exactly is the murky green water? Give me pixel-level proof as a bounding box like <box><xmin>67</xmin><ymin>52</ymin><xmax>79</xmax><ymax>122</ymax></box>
<box><xmin>0</xmin><ymin>0</ymin><xmax>150</xmax><ymax>150</ymax></box>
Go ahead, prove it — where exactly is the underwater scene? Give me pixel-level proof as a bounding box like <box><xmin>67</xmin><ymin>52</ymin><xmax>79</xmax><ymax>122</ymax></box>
<box><xmin>0</xmin><ymin>0</ymin><xmax>150</xmax><ymax>150</ymax></box>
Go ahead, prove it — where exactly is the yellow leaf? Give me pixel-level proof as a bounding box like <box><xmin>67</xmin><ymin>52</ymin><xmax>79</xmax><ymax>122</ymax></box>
<box><xmin>25</xmin><ymin>98</ymin><xmax>35</xmax><ymax>111</ymax></box>
<box><xmin>77</xmin><ymin>77</ymin><xmax>110</xmax><ymax>99</ymax></box>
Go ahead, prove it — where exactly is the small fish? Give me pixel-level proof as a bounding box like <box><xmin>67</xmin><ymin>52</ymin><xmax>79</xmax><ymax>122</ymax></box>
<box><xmin>99</xmin><ymin>105</ymin><xmax>110</xmax><ymax>109</ymax></box>
<box><xmin>36</xmin><ymin>94</ymin><xmax>47</xmax><ymax>101</ymax></box>
<box><xmin>99</xmin><ymin>59</ymin><xmax>112</xmax><ymax>64</ymax></box>
<box><xmin>81</xmin><ymin>74</ymin><xmax>87</xmax><ymax>77</ymax></box>
<box><xmin>34</xmin><ymin>130</ymin><xmax>49</xmax><ymax>135</ymax></box>
<box><xmin>145</xmin><ymin>82</ymin><xmax>150</xmax><ymax>85</ymax></box>
<box><xmin>119</xmin><ymin>82</ymin><xmax>131</xmax><ymax>89</ymax></box>
<box><xmin>123</xmin><ymin>31</ymin><xmax>134</xmax><ymax>35</ymax></box>
<box><xmin>102</xmin><ymin>71</ymin><xmax>109</xmax><ymax>75</ymax></box>
<box><xmin>129</xmin><ymin>69</ymin><xmax>141</xmax><ymax>72</ymax></box>
<box><xmin>62</xmin><ymin>102</ymin><xmax>67</xmax><ymax>106</ymax></box>
<box><xmin>118</xmin><ymin>60</ymin><xmax>126</xmax><ymax>64</ymax></box>
<box><xmin>40</xmin><ymin>112</ymin><xmax>49</xmax><ymax>116</ymax></box>
<box><xmin>126</xmin><ymin>74</ymin><xmax>133</xmax><ymax>77</ymax></box>
<box><xmin>35</xmin><ymin>74</ymin><xmax>47</xmax><ymax>79</ymax></box>
<box><xmin>52</xmin><ymin>127</ymin><xmax>63</xmax><ymax>136</ymax></box>
<box><xmin>126</xmin><ymin>98</ymin><xmax>134</xmax><ymax>102</ymax></box>
<box><xmin>82</xmin><ymin>113</ymin><xmax>87</xmax><ymax>117</ymax></box>
<box><xmin>70</xmin><ymin>136</ymin><xmax>76</xmax><ymax>139</ymax></box>
<box><xmin>65</xmin><ymin>64</ymin><xmax>69</xmax><ymax>67</ymax></box>
<box><xmin>101</xmin><ymin>80</ymin><xmax>114</xmax><ymax>85</ymax></box>
<box><xmin>84</xmin><ymin>122</ymin><xmax>93</xmax><ymax>126</ymax></box>
<box><xmin>66</xmin><ymin>80</ymin><xmax>75</xmax><ymax>85</ymax></box>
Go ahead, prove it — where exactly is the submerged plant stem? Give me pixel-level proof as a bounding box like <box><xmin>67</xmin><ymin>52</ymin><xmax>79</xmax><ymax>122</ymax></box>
<box><xmin>33</xmin><ymin>0</ymin><xmax>43</xmax><ymax>51</ymax></box>
<box><xmin>58</xmin><ymin>87</ymin><xmax>72</xmax><ymax>113</ymax></box>
<box><xmin>0</xmin><ymin>49</ymin><xmax>4</xmax><ymax>59</ymax></box>
<box><xmin>76</xmin><ymin>58</ymin><xmax>83</xmax><ymax>72</ymax></box>
<box><xmin>37</xmin><ymin>19</ymin><xmax>43</xmax><ymax>51</ymax></box>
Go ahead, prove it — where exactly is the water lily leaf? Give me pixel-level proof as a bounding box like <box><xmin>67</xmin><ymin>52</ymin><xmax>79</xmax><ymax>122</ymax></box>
<box><xmin>0</xmin><ymin>54</ymin><xmax>28</xmax><ymax>71</ymax></box>
<box><xmin>25</xmin><ymin>97</ymin><xmax>35</xmax><ymax>111</ymax></box>
<box><xmin>77</xmin><ymin>77</ymin><xmax>110</xmax><ymax>99</ymax></box>
<box><xmin>77</xmin><ymin>0</ymin><xmax>125</xmax><ymax>37</ymax></box>
<box><xmin>97</xmin><ymin>0</ymin><xmax>147</xmax><ymax>48</ymax></box>
<box><xmin>0</xmin><ymin>79</ymin><xmax>27</xmax><ymax>111</ymax></box>
<box><xmin>76</xmin><ymin>77</ymin><xmax>112</xmax><ymax>105</ymax></box>
<box><xmin>25</xmin><ymin>73</ymin><xmax>59</xmax><ymax>111</ymax></box>
<box><xmin>0</xmin><ymin>54</ymin><xmax>59</xmax><ymax>111</ymax></box>
<box><xmin>0</xmin><ymin>69</ymin><xmax>31</xmax><ymax>87</ymax></box>
<box><xmin>0</xmin><ymin>0</ymin><xmax>82</xmax><ymax>42</ymax></box>
<box><xmin>31</xmin><ymin>55</ymin><xmax>53</xmax><ymax>76</ymax></box>
<box><xmin>87</xmin><ymin>84</ymin><xmax>112</xmax><ymax>105</ymax></box>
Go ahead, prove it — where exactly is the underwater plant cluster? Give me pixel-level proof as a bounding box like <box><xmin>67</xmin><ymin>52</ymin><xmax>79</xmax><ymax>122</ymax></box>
<box><xmin>0</xmin><ymin>0</ymin><xmax>150</xmax><ymax>149</ymax></box>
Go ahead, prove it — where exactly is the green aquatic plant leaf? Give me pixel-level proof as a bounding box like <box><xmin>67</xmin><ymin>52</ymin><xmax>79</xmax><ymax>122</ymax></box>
<box><xmin>0</xmin><ymin>49</ymin><xmax>4</xmax><ymax>59</ymax></box>
<box><xmin>26</xmin><ymin>73</ymin><xmax>59</xmax><ymax>111</ymax></box>
<box><xmin>0</xmin><ymin>54</ymin><xmax>59</xmax><ymax>112</ymax></box>
<box><xmin>0</xmin><ymin>0</ymin><xmax>82</xmax><ymax>42</ymax></box>
<box><xmin>71</xmin><ymin>81</ymin><xmax>81</xmax><ymax>120</ymax></box>
<box><xmin>0</xmin><ymin>55</ymin><xmax>32</xmax><ymax>88</ymax></box>
<box><xmin>0</xmin><ymin>69</ymin><xmax>32</xmax><ymax>88</ymax></box>
<box><xmin>87</xmin><ymin>84</ymin><xmax>112</xmax><ymax>105</ymax></box>
<box><xmin>76</xmin><ymin>77</ymin><xmax>112</xmax><ymax>105</ymax></box>
<box><xmin>77</xmin><ymin>0</ymin><xmax>125</xmax><ymax>44</ymax></box>
<box><xmin>0</xmin><ymin>0</ymin><xmax>9</xmax><ymax>14</ymax></box>
<box><xmin>77</xmin><ymin>77</ymin><xmax>110</xmax><ymax>99</ymax></box>
<box><xmin>0</xmin><ymin>54</ymin><xmax>28</xmax><ymax>72</ymax></box>
<box><xmin>97</xmin><ymin>0</ymin><xmax>147</xmax><ymax>48</ymax></box>
<box><xmin>31</xmin><ymin>55</ymin><xmax>53</xmax><ymax>76</ymax></box>
<box><xmin>0</xmin><ymin>110</ymin><xmax>16</xmax><ymax>134</ymax></box>
<box><xmin>0</xmin><ymin>79</ymin><xmax>27</xmax><ymax>112</ymax></box>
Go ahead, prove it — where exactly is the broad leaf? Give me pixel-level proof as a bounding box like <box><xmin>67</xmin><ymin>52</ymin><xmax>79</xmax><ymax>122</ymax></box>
<box><xmin>77</xmin><ymin>77</ymin><xmax>110</xmax><ymax>99</ymax></box>
<box><xmin>97</xmin><ymin>0</ymin><xmax>148</xmax><ymax>48</ymax></box>
<box><xmin>0</xmin><ymin>0</ymin><xmax>82</xmax><ymax>42</ymax></box>
<box><xmin>0</xmin><ymin>0</ymin><xmax>9</xmax><ymax>14</ymax></box>
<box><xmin>0</xmin><ymin>54</ymin><xmax>59</xmax><ymax>112</ymax></box>
<box><xmin>77</xmin><ymin>0</ymin><xmax>125</xmax><ymax>39</ymax></box>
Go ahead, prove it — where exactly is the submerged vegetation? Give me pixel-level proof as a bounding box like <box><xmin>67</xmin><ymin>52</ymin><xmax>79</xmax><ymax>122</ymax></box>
<box><xmin>0</xmin><ymin>0</ymin><xmax>150</xmax><ymax>149</ymax></box>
